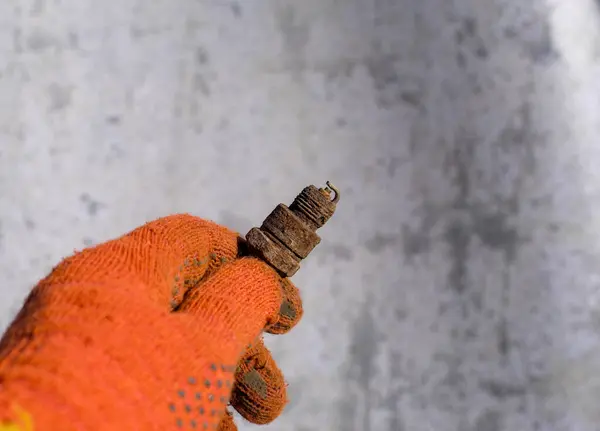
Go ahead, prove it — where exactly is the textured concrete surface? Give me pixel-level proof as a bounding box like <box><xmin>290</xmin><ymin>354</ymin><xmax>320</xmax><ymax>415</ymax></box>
<box><xmin>2</xmin><ymin>0</ymin><xmax>600</xmax><ymax>430</ymax></box>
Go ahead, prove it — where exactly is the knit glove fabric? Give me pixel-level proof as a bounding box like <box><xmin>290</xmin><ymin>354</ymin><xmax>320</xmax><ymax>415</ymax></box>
<box><xmin>0</xmin><ymin>214</ymin><xmax>303</xmax><ymax>430</ymax></box>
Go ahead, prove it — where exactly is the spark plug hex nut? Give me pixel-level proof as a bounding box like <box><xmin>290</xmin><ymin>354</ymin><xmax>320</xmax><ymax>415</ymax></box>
<box><xmin>245</xmin><ymin>182</ymin><xmax>340</xmax><ymax>277</ymax></box>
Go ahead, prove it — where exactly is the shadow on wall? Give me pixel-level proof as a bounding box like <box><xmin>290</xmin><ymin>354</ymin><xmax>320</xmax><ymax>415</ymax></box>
<box><xmin>328</xmin><ymin>1</ymin><xmax>582</xmax><ymax>430</ymax></box>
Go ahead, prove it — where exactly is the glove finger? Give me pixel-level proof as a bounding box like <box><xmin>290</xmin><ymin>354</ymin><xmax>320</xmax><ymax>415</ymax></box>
<box><xmin>177</xmin><ymin>258</ymin><xmax>283</xmax><ymax>363</ymax></box>
<box><xmin>217</xmin><ymin>410</ymin><xmax>238</xmax><ymax>431</ymax></box>
<box><xmin>265</xmin><ymin>278</ymin><xmax>303</xmax><ymax>335</ymax></box>
<box><xmin>38</xmin><ymin>214</ymin><xmax>241</xmax><ymax>311</ymax></box>
<box><xmin>230</xmin><ymin>337</ymin><xmax>287</xmax><ymax>425</ymax></box>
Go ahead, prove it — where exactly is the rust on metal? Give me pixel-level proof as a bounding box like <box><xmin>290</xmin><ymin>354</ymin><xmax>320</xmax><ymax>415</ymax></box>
<box><xmin>244</xmin><ymin>182</ymin><xmax>340</xmax><ymax>277</ymax></box>
<box><xmin>245</xmin><ymin>227</ymin><xmax>301</xmax><ymax>276</ymax></box>
<box><xmin>261</xmin><ymin>204</ymin><xmax>321</xmax><ymax>259</ymax></box>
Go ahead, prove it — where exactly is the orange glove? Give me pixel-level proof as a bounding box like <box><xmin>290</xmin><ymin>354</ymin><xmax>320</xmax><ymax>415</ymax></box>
<box><xmin>0</xmin><ymin>214</ymin><xmax>303</xmax><ymax>430</ymax></box>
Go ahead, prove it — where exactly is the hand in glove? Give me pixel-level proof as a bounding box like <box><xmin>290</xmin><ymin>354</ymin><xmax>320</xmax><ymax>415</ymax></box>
<box><xmin>0</xmin><ymin>214</ymin><xmax>303</xmax><ymax>430</ymax></box>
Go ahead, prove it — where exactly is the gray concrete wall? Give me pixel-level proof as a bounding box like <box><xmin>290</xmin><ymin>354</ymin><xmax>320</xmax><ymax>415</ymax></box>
<box><xmin>2</xmin><ymin>0</ymin><xmax>600</xmax><ymax>430</ymax></box>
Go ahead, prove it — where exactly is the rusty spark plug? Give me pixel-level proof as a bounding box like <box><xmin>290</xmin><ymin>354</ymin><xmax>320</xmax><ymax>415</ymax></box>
<box><xmin>244</xmin><ymin>182</ymin><xmax>340</xmax><ymax>277</ymax></box>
